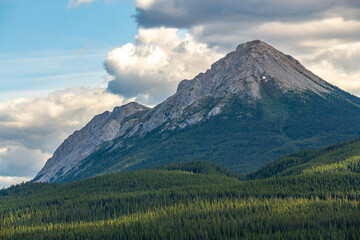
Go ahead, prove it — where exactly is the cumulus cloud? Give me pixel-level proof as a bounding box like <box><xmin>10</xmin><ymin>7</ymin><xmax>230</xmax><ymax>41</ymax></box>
<box><xmin>189</xmin><ymin>17</ymin><xmax>360</xmax><ymax>52</ymax></box>
<box><xmin>104</xmin><ymin>27</ymin><xmax>223</xmax><ymax>104</ymax></box>
<box><xmin>136</xmin><ymin>0</ymin><xmax>155</xmax><ymax>9</ymax></box>
<box><xmin>302</xmin><ymin>42</ymin><xmax>360</xmax><ymax>95</ymax></box>
<box><xmin>132</xmin><ymin>0</ymin><xmax>360</xmax><ymax>54</ymax></box>
<box><xmin>304</xmin><ymin>42</ymin><xmax>360</xmax><ymax>74</ymax></box>
<box><xmin>0</xmin><ymin>176</ymin><xmax>31</xmax><ymax>189</ymax></box>
<box><xmin>0</xmin><ymin>144</ymin><xmax>50</xmax><ymax>178</ymax></box>
<box><xmin>0</xmin><ymin>88</ymin><xmax>124</xmax><ymax>181</ymax></box>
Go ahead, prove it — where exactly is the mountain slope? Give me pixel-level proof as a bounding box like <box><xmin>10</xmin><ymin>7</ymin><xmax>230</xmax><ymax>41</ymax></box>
<box><xmin>248</xmin><ymin>138</ymin><xmax>360</xmax><ymax>179</ymax></box>
<box><xmin>35</xmin><ymin>40</ymin><xmax>360</xmax><ymax>183</ymax></box>
<box><xmin>33</xmin><ymin>102</ymin><xmax>150</xmax><ymax>182</ymax></box>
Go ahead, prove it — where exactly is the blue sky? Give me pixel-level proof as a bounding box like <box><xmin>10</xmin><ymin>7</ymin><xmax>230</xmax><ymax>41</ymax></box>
<box><xmin>0</xmin><ymin>0</ymin><xmax>137</xmax><ymax>52</ymax></box>
<box><xmin>0</xmin><ymin>0</ymin><xmax>137</xmax><ymax>100</ymax></box>
<box><xmin>1</xmin><ymin>0</ymin><xmax>360</xmax><ymax>188</ymax></box>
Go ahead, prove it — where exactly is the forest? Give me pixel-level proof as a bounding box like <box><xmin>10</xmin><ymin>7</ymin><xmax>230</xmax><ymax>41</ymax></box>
<box><xmin>1</xmin><ymin>139</ymin><xmax>360</xmax><ymax>239</ymax></box>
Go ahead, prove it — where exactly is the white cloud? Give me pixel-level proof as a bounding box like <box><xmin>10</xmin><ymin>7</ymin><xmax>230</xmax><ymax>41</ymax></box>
<box><xmin>0</xmin><ymin>88</ymin><xmax>123</xmax><ymax>152</ymax></box>
<box><xmin>68</xmin><ymin>0</ymin><xmax>97</xmax><ymax>8</ymax></box>
<box><xmin>0</xmin><ymin>88</ymin><xmax>124</xmax><ymax>184</ymax></box>
<box><xmin>0</xmin><ymin>144</ymin><xmax>50</xmax><ymax>177</ymax></box>
<box><xmin>104</xmin><ymin>27</ymin><xmax>224</xmax><ymax>104</ymax></box>
<box><xmin>0</xmin><ymin>176</ymin><xmax>31</xmax><ymax>189</ymax></box>
<box><xmin>136</xmin><ymin>0</ymin><xmax>155</xmax><ymax>9</ymax></box>
<box><xmin>189</xmin><ymin>17</ymin><xmax>360</xmax><ymax>52</ymax></box>
<box><xmin>301</xmin><ymin>42</ymin><xmax>360</xmax><ymax>95</ymax></box>
<box><xmin>0</xmin><ymin>147</ymin><xmax>7</xmax><ymax>154</ymax></box>
<box><xmin>256</xmin><ymin>18</ymin><xmax>360</xmax><ymax>40</ymax></box>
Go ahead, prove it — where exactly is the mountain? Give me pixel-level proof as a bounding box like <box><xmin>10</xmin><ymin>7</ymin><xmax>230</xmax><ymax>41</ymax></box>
<box><xmin>33</xmin><ymin>40</ymin><xmax>360</xmax><ymax>183</ymax></box>
<box><xmin>33</xmin><ymin>102</ymin><xmax>150</xmax><ymax>182</ymax></box>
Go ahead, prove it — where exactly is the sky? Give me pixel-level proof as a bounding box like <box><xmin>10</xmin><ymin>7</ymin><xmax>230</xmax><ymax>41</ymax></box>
<box><xmin>1</xmin><ymin>0</ymin><xmax>360</xmax><ymax>188</ymax></box>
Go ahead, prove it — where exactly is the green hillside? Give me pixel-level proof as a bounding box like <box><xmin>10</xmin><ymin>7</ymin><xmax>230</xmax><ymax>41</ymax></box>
<box><xmin>155</xmin><ymin>160</ymin><xmax>243</xmax><ymax>178</ymax></box>
<box><xmin>248</xmin><ymin>138</ymin><xmax>360</xmax><ymax>179</ymax></box>
<box><xmin>2</xmin><ymin>146</ymin><xmax>360</xmax><ymax>239</ymax></box>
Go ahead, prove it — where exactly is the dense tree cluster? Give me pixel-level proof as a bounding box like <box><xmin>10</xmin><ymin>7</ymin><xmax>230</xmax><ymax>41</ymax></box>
<box><xmin>1</xmin><ymin>154</ymin><xmax>360</xmax><ymax>239</ymax></box>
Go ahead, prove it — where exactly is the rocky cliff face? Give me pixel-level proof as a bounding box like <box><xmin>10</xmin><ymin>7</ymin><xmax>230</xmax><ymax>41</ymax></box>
<box><xmin>33</xmin><ymin>102</ymin><xmax>150</xmax><ymax>182</ymax></box>
<box><xmin>34</xmin><ymin>40</ymin><xmax>360</xmax><ymax>183</ymax></box>
<box><xmin>136</xmin><ymin>40</ymin><xmax>334</xmax><ymax>134</ymax></box>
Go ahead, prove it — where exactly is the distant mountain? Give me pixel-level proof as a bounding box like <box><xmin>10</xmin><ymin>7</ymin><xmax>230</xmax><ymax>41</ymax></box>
<box><xmin>33</xmin><ymin>40</ymin><xmax>360</xmax><ymax>183</ymax></box>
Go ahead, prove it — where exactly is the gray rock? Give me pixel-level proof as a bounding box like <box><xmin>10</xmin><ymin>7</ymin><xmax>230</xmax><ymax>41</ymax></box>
<box><xmin>136</xmin><ymin>40</ymin><xmax>333</xmax><ymax>135</ymax></box>
<box><xmin>34</xmin><ymin>102</ymin><xmax>150</xmax><ymax>182</ymax></box>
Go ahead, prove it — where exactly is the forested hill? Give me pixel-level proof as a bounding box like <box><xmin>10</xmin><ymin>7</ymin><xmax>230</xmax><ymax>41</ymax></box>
<box><xmin>2</xmin><ymin>141</ymin><xmax>360</xmax><ymax>239</ymax></box>
<box><xmin>248</xmin><ymin>138</ymin><xmax>360</xmax><ymax>179</ymax></box>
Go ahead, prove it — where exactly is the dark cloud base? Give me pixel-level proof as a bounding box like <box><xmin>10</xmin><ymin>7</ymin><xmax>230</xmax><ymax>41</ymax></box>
<box><xmin>135</xmin><ymin>0</ymin><xmax>360</xmax><ymax>29</ymax></box>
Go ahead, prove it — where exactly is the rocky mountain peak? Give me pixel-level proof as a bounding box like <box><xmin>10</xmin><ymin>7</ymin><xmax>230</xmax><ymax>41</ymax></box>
<box><xmin>34</xmin><ymin>40</ymin><xmax>349</xmax><ymax>183</ymax></box>
<box><xmin>110</xmin><ymin>102</ymin><xmax>150</xmax><ymax>119</ymax></box>
<box><xmin>235</xmin><ymin>39</ymin><xmax>273</xmax><ymax>52</ymax></box>
<box><xmin>141</xmin><ymin>40</ymin><xmax>337</xmax><ymax>135</ymax></box>
<box><xmin>177</xmin><ymin>41</ymin><xmax>333</xmax><ymax>100</ymax></box>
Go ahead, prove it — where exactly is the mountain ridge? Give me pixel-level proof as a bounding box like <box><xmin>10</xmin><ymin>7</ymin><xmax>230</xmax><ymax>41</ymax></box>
<box><xmin>33</xmin><ymin>102</ymin><xmax>150</xmax><ymax>182</ymax></box>
<box><xmin>34</xmin><ymin>40</ymin><xmax>360</xmax><ymax>183</ymax></box>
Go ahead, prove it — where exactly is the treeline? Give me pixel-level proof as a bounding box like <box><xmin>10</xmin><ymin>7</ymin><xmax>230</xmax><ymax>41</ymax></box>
<box><xmin>2</xmin><ymin>150</ymin><xmax>360</xmax><ymax>239</ymax></box>
<box><xmin>1</xmin><ymin>169</ymin><xmax>360</xmax><ymax>238</ymax></box>
<box><xmin>2</xmin><ymin>198</ymin><xmax>359</xmax><ymax>240</ymax></box>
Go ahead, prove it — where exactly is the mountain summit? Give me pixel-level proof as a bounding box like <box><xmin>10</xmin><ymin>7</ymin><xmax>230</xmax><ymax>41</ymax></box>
<box><xmin>126</xmin><ymin>40</ymin><xmax>335</xmax><ymax>136</ymax></box>
<box><xmin>34</xmin><ymin>40</ymin><xmax>360</xmax><ymax>183</ymax></box>
<box><xmin>176</xmin><ymin>40</ymin><xmax>331</xmax><ymax>98</ymax></box>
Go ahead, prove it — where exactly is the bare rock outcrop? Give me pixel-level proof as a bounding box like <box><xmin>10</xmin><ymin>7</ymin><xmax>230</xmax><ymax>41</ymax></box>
<box><xmin>33</xmin><ymin>102</ymin><xmax>150</xmax><ymax>182</ymax></box>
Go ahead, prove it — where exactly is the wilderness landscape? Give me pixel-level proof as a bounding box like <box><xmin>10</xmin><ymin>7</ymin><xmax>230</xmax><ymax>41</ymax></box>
<box><xmin>2</xmin><ymin>40</ymin><xmax>360</xmax><ymax>239</ymax></box>
<box><xmin>2</xmin><ymin>140</ymin><xmax>360</xmax><ymax>239</ymax></box>
<box><xmin>1</xmin><ymin>0</ymin><xmax>360</xmax><ymax>239</ymax></box>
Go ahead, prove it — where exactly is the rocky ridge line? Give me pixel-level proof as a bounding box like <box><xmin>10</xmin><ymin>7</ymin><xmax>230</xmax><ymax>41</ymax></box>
<box><xmin>33</xmin><ymin>102</ymin><xmax>150</xmax><ymax>182</ymax></box>
<box><xmin>34</xmin><ymin>40</ymin><xmax>336</xmax><ymax>183</ymax></box>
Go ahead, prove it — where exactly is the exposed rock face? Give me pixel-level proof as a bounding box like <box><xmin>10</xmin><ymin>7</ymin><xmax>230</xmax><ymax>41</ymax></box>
<box><xmin>137</xmin><ymin>40</ymin><xmax>334</xmax><ymax>134</ymax></box>
<box><xmin>33</xmin><ymin>102</ymin><xmax>150</xmax><ymax>182</ymax></box>
<box><xmin>34</xmin><ymin>40</ymin><xmax>343</xmax><ymax>183</ymax></box>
